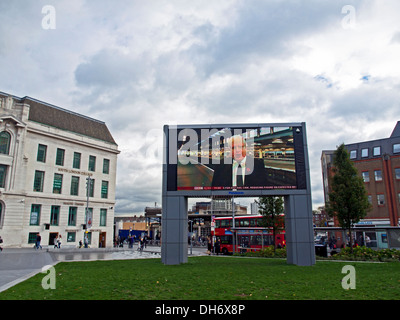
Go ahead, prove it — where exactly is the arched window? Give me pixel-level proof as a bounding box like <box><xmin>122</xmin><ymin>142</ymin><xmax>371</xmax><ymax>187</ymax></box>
<box><xmin>0</xmin><ymin>131</ymin><xmax>11</xmax><ymax>154</ymax></box>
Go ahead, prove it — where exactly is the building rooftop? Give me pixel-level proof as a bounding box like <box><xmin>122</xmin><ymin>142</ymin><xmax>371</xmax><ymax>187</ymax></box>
<box><xmin>0</xmin><ymin>92</ymin><xmax>117</xmax><ymax>145</ymax></box>
<box><xmin>390</xmin><ymin>121</ymin><xmax>400</xmax><ymax>138</ymax></box>
<box><xmin>321</xmin><ymin>121</ymin><xmax>400</xmax><ymax>163</ymax></box>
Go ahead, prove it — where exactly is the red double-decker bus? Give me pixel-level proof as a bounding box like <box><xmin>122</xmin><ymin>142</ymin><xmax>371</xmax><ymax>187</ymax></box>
<box><xmin>211</xmin><ymin>215</ymin><xmax>285</xmax><ymax>255</ymax></box>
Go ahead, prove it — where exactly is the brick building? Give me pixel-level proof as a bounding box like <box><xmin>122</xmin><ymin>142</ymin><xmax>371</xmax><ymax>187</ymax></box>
<box><xmin>321</xmin><ymin>121</ymin><xmax>400</xmax><ymax>228</ymax></box>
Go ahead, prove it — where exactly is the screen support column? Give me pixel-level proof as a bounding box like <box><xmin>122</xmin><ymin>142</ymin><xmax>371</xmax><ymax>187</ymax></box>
<box><xmin>161</xmin><ymin>195</ymin><xmax>188</xmax><ymax>265</ymax></box>
<box><xmin>284</xmin><ymin>194</ymin><xmax>315</xmax><ymax>266</ymax></box>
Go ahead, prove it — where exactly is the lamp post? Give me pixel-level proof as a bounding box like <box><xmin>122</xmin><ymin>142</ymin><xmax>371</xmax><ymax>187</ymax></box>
<box><xmin>232</xmin><ymin>195</ymin><xmax>235</xmax><ymax>255</ymax></box>
<box><xmin>85</xmin><ymin>176</ymin><xmax>92</xmax><ymax>248</ymax></box>
<box><xmin>189</xmin><ymin>220</ymin><xmax>193</xmax><ymax>255</ymax></box>
<box><xmin>85</xmin><ymin>176</ymin><xmax>92</xmax><ymax>228</ymax></box>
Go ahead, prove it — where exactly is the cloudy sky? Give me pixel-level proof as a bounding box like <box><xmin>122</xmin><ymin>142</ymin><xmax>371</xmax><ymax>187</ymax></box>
<box><xmin>1</xmin><ymin>0</ymin><xmax>400</xmax><ymax>215</ymax></box>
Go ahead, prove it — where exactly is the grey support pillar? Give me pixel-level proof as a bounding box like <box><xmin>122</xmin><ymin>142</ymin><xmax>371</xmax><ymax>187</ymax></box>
<box><xmin>284</xmin><ymin>194</ymin><xmax>315</xmax><ymax>266</ymax></box>
<box><xmin>161</xmin><ymin>195</ymin><xmax>188</xmax><ymax>265</ymax></box>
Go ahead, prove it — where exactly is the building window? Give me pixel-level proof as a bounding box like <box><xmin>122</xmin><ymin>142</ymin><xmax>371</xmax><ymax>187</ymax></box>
<box><xmin>88</xmin><ymin>155</ymin><xmax>96</xmax><ymax>172</ymax></box>
<box><xmin>56</xmin><ymin>148</ymin><xmax>65</xmax><ymax>166</ymax></box>
<box><xmin>37</xmin><ymin>144</ymin><xmax>47</xmax><ymax>162</ymax></box>
<box><xmin>28</xmin><ymin>232</ymin><xmax>39</xmax><ymax>244</ymax></box>
<box><xmin>377</xmin><ymin>194</ymin><xmax>385</xmax><ymax>206</ymax></box>
<box><xmin>53</xmin><ymin>173</ymin><xmax>63</xmax><ymax>194</ymax></box>
<box><xmin>68</xmin><ymin>207</ymin><xmax>77</xmax><ymax>226</ymax></box>
<box><xmin>361</xmin><ymin>148</ymin><xmax>368</xmax><ymax>158</ymax></box>
<box><xmin>398</xmin><ymin>193</ymin><xmax>400</xmax><ymax>204</ymax></box>
<box><xmin>0</xmin><ymin>164</ymin><xmax>7</xmax><ymax>188</ymax></box>
<box><xmin>373</xmin><ymin>146</ymin><xmax>381</xmax><ymax>156</ymax></box>
<box><xmin>67</xmin><ymin>232</ymin><xmax>76</xmax><ymax>242</ymax></box>
<box><xmin>350</xmin><ymin>150</ymin><xmax>357</xmax><ymax>159</ymax></box>
<box><xmin>362</xmin><ymin>171</ymin><xmax>370</xmax><ymax>182</ymax></box>
<box><xmin>33</xmin><ymin>170</ymin><xmax>45</xmax><ymax>192</ymax></box>
<box><xmin>367</xmin><ymin>195</ymin><xmax>372</xmax><ymax>204</ymax></box>
<box><xmin>73</xmin><ymin>152</ymin><xmax>81</xmax><ymax>169</ymax></box>
<box><xmin>70</xmin><ymin>176</ymin><xmax>79</xmax><ymax>196</ymax></box>
<box><xmin>395</xmin><ymin>168</ymin><xmax>400</xmax><ymax>180</ymax></box>
<box><xmin>0</xmin><ymin>131</ymin><xmax>11</xmax><ymax>154</ymax></box>
<box><xmin>100</xmin><ymin>209</ymin><xmax>107</xmax><ymax>226</ymax></box>
<box><xmin>103</xmin><ymin>159</ymin><xmax>110</xmax><ymax>174</ymax></box>
<box><xmin>50</xmin><ymin>205</ymin><xmax>60</xmax><ymax>225</ymax></box>
<box><xmin>374</xmin><ymin>170</ymin><xmax>382</xmax><ymax>181</ymax></box>
<box><xmin>393</xmin><ymin>144</ymin><xmax>400</xmax><ymax>154</ymax></box>
<box><xmin>101</xmin><ymin>180</ymin><xmax>108</xmax><ymax>199</ymax></box>
<box><xmin>30</xmin><ymin>204</ymin><xmax>41</xmax><ymax>226</ymax></box>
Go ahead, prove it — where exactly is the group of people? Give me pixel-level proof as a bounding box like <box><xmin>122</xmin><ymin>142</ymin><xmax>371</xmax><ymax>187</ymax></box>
<box><xmin>34</xmin><ymin>233</ymin><xmax>62</xmax><ymax>250</ymax></box>
<box><xmin>114</xmin><ymin>235</ymin><xmax>149</xmax><ymax>250</ymax></box>
<box><xmin>34</xmin><ymin>233</ymin><xmax>88</xmax><ymax>249</ymax></box>
<box><xmin>0</xmin><ymin>233</ymin><xmax>90</xmax><ymax>251</ymax></box>
<box><xmin>128</xmin><ymin>235</ymin><xmax>147</xmax><ymax>251</ymax></box>
<box><xmin>207</xmin><ymin>236</ymin><xmax>222</xmax><ymax>255</ymax></box>
<box><xmin>35</xmin><ymin>233</ymin><xmax>62</xmax><ymax>250</ymax></box>
<box><xmin>53</xmin><ymin>235</ymin><xmax>62</xmax><ymax>249</ymax></box>
<box><xmin>78</xmin><ymin>237</ymin><xmax>89</xmax><ymax>248</ymax></box>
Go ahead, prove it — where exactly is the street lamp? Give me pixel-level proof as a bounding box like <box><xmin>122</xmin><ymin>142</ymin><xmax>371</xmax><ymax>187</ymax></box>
<box><xmin>85</xmin><ymin>176</ymin><xmax>93</xmax><ymax>228</ymax></box>
<box><xmin>188</xmin><ymin>220</ymin><xmax>193</xmax><ymax>255</ymax></box>
<box><xmin>85</xmin><ymin>176</ymin><xmax>93</xmax><ymax>249</ymax></box>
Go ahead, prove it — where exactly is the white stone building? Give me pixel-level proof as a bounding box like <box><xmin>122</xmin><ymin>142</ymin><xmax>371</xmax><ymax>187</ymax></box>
<box><xmin>0</xmin><ymin>92</ymin><xmax>119</xmax><ymax>248</ymax></box>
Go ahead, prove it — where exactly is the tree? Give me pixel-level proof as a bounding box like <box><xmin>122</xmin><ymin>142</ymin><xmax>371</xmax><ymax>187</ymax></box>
<box><xmin>326</xmin><ymin>144</ymin><xmax>371</xmax><ymax>252</ymax></box>
<box><xmin>256</xmin><ymin>196</ymin><xmax>284</xmax><ymax>252</ymax></box>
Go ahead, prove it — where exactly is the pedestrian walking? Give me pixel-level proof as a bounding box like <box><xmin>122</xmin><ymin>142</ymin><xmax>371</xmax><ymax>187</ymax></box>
<box><xmin>215</xmin><ymin>237</ymin><xmax>221</xmax><ymax>255</ymax></box>
<box><xmin>84</xmin><ymin>235</ymin><xmax>89</xmax><ymax>248</ymax></box>
<box><xmin>365</xmin><ymin>234</ymin><xmax>371</xmax><ymax>247</ymax></box>
<box><xmin>129</xmin><ymin>236</ymin><xmax>134</xmax><ymax>248</ymax></box>
<box><xmin>36</xmin><ymin>233</ymin><xmax>42</xmax><ymax>250</ymax></box>
<box><xmin>138</xmin><ymin>237</ymin><xmax>144</xmax><ymax>252</ymax></box>
<box><xmin>0</xmin><ymin>235</ymin><xmax>3</xmax><ymax>252</ymax></box>
<box><xmin>57</xmin><ymin>235</ymin><xmax>62</xmax><ymax>249</ymax></box>
<box><xmin>207</xmin><ymin>235</ymin><xmax>212</xmax><ymax>255</ymax></box>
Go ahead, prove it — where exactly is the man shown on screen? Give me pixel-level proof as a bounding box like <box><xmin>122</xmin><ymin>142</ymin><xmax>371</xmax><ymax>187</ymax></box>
<box><xmin>211</xmin><ymin>135</ymin><xmax>270</xmax><ymax>189</ymax></box>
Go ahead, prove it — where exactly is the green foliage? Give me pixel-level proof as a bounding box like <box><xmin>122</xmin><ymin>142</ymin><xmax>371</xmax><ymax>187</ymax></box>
<box><xmin>334</xmin><ymin>247</ymin><xmax>400</xmax><ymax>262</ymax></box>
<box><xmin>256</xmin><ymin>196</ymin><xmax>284</xmax><ymax>250</ymax></box>
<box><xmin>239</xmin><ymin>247</ymin><xmax>287</xmax><ymax>258</ymax></box>
<box><xmin>326</xmin><ymin>144</ymin><xmax>371</xmax><ymax>228</ymax></box>
<box><xmin>326</xmin><ymin>144</ymin><xmax>371</xmax><ymax>249</ymax></box>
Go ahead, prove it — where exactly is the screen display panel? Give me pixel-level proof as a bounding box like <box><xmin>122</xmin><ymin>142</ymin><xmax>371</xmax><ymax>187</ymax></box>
<box><xmin>166</xmin><ymin>125</ymin><xmax>306</xmax><ymax>191</ymax></box>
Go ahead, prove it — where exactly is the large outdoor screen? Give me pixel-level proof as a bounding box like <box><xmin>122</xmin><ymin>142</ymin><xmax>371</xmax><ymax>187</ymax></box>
<box><xmin>166</xmin><ymin>125</ymin><xmax>307</xmax><ymax>192</ymax></box>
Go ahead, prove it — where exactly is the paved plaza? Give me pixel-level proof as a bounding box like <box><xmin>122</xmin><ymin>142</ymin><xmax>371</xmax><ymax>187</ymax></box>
<box><xmin>0</xmin><ymin>245</ymin><xmax>207</xmax><ymax>293</ymax></box>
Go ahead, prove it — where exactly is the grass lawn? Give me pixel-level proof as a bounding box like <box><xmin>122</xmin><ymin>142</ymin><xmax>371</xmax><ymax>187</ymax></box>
<box><xmin>0</xmin><ymin>256</ymin><xmax>399</xmax><ymax>300</ymax></box>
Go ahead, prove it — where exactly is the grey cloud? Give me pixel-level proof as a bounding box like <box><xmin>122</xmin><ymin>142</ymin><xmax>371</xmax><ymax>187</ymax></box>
<box><xmin>391</xmin><ymin>31</ymin><xmax>400</xmax><ymax>44</ymax></box>
<box><xmin>75</xmin><ymin>49</ymin><xmax>150</xmax><ymax>88</ymax></box>
<box><xmin>191</xmin><ymin>1</ymin><xmax>350</xmax><ymax>75</ymax></box>
<box><xmin>329</xmin><ymin>85</ymin><xmax>400</xmax><ymax>121</ymax></box>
